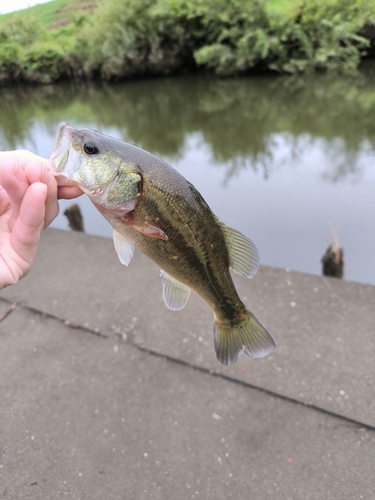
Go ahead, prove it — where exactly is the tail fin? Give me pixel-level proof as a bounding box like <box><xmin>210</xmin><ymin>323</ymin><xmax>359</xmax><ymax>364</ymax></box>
<box><xmin>214</xmin><ymin>309</ymin><xmax>275</xmax><ymax>366</ymax></box>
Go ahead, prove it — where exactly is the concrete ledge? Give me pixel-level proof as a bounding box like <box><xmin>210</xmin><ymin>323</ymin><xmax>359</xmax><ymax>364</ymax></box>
<box><xmin>1</xmin><ymin>229</ymin><xmax>375</xmax><ymax>498</ymax></box>
<box><xmin>2</xmin><ymin>228</ymin><xmax>374</xmax><ymax>426</ymax></box>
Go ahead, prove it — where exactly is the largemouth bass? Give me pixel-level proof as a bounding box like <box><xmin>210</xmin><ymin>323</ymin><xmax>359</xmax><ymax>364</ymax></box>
<box><xmin>50</xmin><ymin>122</ymin><xmax>275</xmax><ymax>365</ymax></box>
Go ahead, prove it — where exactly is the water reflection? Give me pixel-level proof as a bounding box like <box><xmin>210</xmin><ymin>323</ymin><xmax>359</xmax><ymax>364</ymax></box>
<box><xmin>2</xmin><ymin>72</ymin><xmax>375</xmax><ymax>181</ymax></box>
<box><xmin>0</xmin><ymin>71</ymin><xmax>374</xmax><ymax>284</ymax></box>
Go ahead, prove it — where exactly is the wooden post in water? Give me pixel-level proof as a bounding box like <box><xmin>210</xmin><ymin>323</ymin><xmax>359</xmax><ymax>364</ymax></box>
<box><xmin>321</xmin><ymin>234</ymin><xmax>344</xmax><ymax>278</ymax></box>
<box><xmin>64</xmin><ymin>204</ymin><xmax>85</xmax><ymax>232</ymax></box>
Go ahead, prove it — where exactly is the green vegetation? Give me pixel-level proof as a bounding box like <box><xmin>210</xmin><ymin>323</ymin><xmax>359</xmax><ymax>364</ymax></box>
<box><xmin>0</xmin><ymin>0</ymin><xmax>93</xmax><ymax>84</ymax></box>
<box><xmin>0</xmin><ymin>0</ymin><xmax>88</xmax><ymax>26</ymax></box>
<box><xmin>1</xmin><ymin>0</ymin><xmax>375</xmax><ymax>85</ymax></box>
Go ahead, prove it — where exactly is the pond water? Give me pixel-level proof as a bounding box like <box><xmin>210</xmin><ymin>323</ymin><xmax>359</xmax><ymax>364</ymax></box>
<box><xmin>1</xmin><ymin>70</ymin><xmax>374</xmax><ymax>285</ymax></box>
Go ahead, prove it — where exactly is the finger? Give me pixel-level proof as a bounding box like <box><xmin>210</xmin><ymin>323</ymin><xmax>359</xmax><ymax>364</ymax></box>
<box><xmin>0</xmin><ymin>150</ymin><xmax>48</xmax><ymax>167</ymax></box>
<box><xmin>0</xmin><ymin>185</ymin><xmax>10</xmax><ymax>217</ymax></box>
<box><xmin>25</xmin><ymin>162</ymin><xmax>59</xmax><ymax>227</ymax></box>
<box><xmin>43</xmin><ymin>172</ymin><xmax>59</xmax><ymax>228</ymax></box>
<box><xmin>10</xmin><ymin>182</ymin><xmax>47</xmax><ymax>268</ymax></box>
<box><xmin>0</xmin><ymin>159</ymin><xmax>29</xmax><ymax>228</ymax></box>
<box><xmin>58</xmin><ymin>185</ymin><xmax>84</xmax><ymax>200</ymax></box>
<box><xmin>23</xmin><ymin>160</ymin><xmax>44</xmax><ymax>184</ymax></box>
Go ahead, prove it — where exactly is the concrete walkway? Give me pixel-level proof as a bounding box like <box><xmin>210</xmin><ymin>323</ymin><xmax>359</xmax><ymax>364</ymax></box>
<box><xmin>0</xmin><ymin>229</ymin><xmax>374</xmax><ymax>499</ymax></box>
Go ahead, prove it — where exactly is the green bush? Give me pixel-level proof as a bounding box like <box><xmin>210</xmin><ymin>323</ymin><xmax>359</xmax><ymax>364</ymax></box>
<box><xmin>0</xmin><ymin>13</ymin><xmax>87</xmax><ymax>84</ymax></box>
<box><xmin>1</xmin><ymin>0</ymin><xmax>375</xmax><ymax>84</ymax></box>
<box><xmin>185</xmin><ymin>0</ymin><xmax>373</xmax><ymax>74</ymax></box>
<box><xmin>82</xmin><ymin>0</ymin><xmax>196</xmax><ymax>79</ymax></box>
<box><xmin>82</xmin><ymin>0</ymin><xmax>375</xmax><ymax>78</ymax></box>
<box><xmin>21</xmin><ymin>42</ymin><xmax>66</xmax><ymax>83</ymax></box>
<box><xmin>0</xmin><ymin>39</ymin><xmax>20</xmax><ymax>67</ymax></box>
<box><xmin>0</xmin><ymin>18</ymin><xmax>28</xmax><ymax>81</ymax></box>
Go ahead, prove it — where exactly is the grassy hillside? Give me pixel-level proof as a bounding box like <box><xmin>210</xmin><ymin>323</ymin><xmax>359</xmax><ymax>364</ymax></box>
<box><xmin>0</xmin><ymin>0</ymin><xmax>96</xmax><ymax>84</ymax></box>
<box><xmin>0</xmin><ymin>0</ymin><xmax>375</xmax><ymax>85</ymax></box>
<box><xmin>0</xmin><ymin>0</ymin><xmax>95</xmax><ymax>27</ymax></box>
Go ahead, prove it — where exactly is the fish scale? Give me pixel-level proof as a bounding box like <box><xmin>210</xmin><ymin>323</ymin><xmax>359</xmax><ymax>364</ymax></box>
<box><xmin>112</xmin><ymin>179</ymin><xmax>237</xmax><ymax>320</ymax></box>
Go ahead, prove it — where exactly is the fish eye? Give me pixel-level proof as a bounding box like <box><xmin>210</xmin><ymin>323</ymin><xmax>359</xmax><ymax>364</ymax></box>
<box><xmin>83</xmin><ymin>141</ymin><xmax>99</xmax><ymax>155</ymax></box>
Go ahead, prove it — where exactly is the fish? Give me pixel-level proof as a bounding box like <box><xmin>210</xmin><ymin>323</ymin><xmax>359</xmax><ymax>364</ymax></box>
<box><xmin>49</xmin><ymin>122</ymin><xmax>275</xmax><ymax>365</ymax></box>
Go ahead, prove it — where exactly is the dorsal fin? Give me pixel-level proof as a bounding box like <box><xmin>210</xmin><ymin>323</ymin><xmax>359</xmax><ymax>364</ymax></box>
<box><xmin>160</xmin><ymin>270</ymin><xmax>191</xmax><ymax>311</ymax></box>
<box><xmin>216</xmin><ymin>218</ymin><xmax>259</xmax><ymax>278</ymax></box>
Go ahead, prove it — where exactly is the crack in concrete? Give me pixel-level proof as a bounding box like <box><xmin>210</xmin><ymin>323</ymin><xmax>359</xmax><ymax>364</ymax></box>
<box><xmin>0</xmin><ymin>302</ymin><xmax>16</xmax><ymax>322</ymax></box>
<box><xmin>134</xmin><ymin>344</ymin><xmax>375</xmax><ymax>432</ymax></box>
<box><xmin>0</xmin><ymin>297</ymin><xmax>107</xmax><ymax>338</ymax></box>
<box><xmin>1</xmin><ymin>296</ymin><xmax>374</xmax><ymax>432</ymax></box>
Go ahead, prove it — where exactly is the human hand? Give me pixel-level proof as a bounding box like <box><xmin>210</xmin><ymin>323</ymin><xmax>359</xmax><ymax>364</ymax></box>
<box><xmin>0</xmin><ymin>151</ymin><xmax>83</xmax><ymax>289</ymax></box>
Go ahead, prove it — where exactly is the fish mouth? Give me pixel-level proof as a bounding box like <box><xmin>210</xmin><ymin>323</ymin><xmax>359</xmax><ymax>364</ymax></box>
<box><xmin>49</xmin><ymin>122</ymin><xmax>77</xmax><ymax>186</ymax></box>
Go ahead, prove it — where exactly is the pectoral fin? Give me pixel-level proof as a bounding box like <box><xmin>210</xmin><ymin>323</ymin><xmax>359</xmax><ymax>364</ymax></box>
<box><xmin>216</xmin><ymin>217</ymin><xmax>259</xmax><ymax>278</ymax></box>
<box><xmin>124</xmin><ymin>213</ymin><xmax>168</xmax><ymax>241</ymax></box>
<box><xmin>113</xmin><ymin>229</ymin><xmax>135</xmax><ymax>266</ymax></box>
<box><xmin>160</xmin><ymin>270</ymin><xmax>191</xmax><ymax>310</ymax></box>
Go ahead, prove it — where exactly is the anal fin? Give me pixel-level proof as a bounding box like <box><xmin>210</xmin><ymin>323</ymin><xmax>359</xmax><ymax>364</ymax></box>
<box><xmin>160</xmin><ymin>270</ymin><xmax>191</xmax><ymax>311</ymax></box>
<box><xmin>113</xmin><ymin>229</ymin><xmax>135</xmax><ymax>266</ymax></box>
